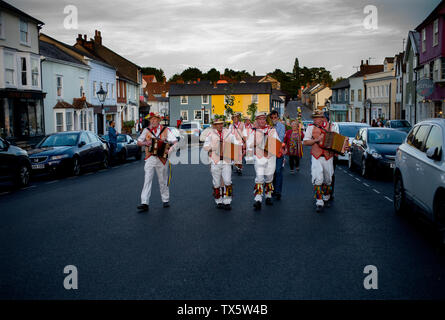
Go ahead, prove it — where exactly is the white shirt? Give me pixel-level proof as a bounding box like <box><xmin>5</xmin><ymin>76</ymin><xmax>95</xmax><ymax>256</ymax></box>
<box><xmin>138</xmin><ymin>126</ymin><xmax>178</xmax><ymax>144</ymax></box>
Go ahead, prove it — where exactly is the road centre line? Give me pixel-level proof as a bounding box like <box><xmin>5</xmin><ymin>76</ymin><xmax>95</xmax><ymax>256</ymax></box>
<box><xmin>373</xmin><ymin>189</ymin><xmax>380</xmax><ymax>194</ymax></box>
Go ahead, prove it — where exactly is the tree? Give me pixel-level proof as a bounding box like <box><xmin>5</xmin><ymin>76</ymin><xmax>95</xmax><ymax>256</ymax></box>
<box><xmin>223</xmin><ymin>68</ymin><xmax>251</xmax><ymax>81</ymax></box>
<box><xmin>332</xmin><ymin>77</ymin><xmax>345</xmax><ymax>86</ymax></box>
<box><xmin>168</xmin><ymin>74</ymin><xmax>183</xmax><ymax>83</ymax></box>
<box><xmin>180</xmin><ymin>67</ymin><xmax>203</xmax><ymax>82</ymax></box>
<box><xmin>292</xmin><ymin>57</ymin><xmax>300</xmax><ymax>85</ymax></box>
<box><xmin>247</xmin><ymin>103</ymin><xmax>258</xmax><ymax>122</ymax></box>
<box><xmin>141</xmin><ymin>67</ymin><xmax>165</xmax><ymax>82</ymax></box>
<box><xmin>203</xmin><ymin>68</ymin><xmax>220</xmax><ymax>82</ymax></box>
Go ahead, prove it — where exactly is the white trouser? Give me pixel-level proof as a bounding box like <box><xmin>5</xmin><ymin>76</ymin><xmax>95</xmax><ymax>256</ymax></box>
<box><xmin>210</xmin><ymin>162</ymin><xmax>232</xmax><ymax>205</ymax></box>
<box><xmin>141</xmin><ymin>156</ymin><xmax>169</xmax><ymax>205</ymax></box>
<box><xmin>311</xmin><ymin>155</ymin><xmax>334</xmax><ymax>205</ymax></box>
<box><xmin>254</xmin><ymin>156</ymin><xmax>276</xmax><ymax>201</ymax></box>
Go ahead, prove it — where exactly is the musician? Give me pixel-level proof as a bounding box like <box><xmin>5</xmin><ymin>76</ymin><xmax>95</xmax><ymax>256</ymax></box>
<box><xmin>136</xmin><ymin>112</ymin><xmax>178</xmax><ymax>212</ymax></box>
<box><xmin>303</xmin><ymin>110</ymin><xmax>338</xmax><ymax>213</ymax></box>
<box><xmin>203</xmin><ymin>115</ymin><xmax>241</xmax><ymax>211</ymax></box>
<box><xmin>246</xmin><ymin>111</ymin><xmax>281</xmax><ymax>210</ymax></box>
<box><xmin>228</xmin><ymin>112</ymin><xmax>245</xmax><ymax>175</ymax></box>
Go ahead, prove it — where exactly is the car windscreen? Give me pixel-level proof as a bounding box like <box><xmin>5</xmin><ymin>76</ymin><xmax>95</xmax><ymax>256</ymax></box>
<box><xmin>391</xmin><ymin>120</ymin><xmax>411</xmax><ymax>128</ymax></box>
<box><xmin>339</xmin><ymin>125</ymin><xmax>367</xmax><ymax>137</ymax></box>
<box><xmin>117</xmin><ymin>135</ymin><xmax>127</xmax><ymax>143</ymax></box>
<box><xmin>39</xmin><ymin>134</ymin><xmax>79</xmax><ymax>147</ymax></box>
<box><xmin>368</xmin><ymin>130</ymin><xmax>406</xmax><ymax>144</ymax></box>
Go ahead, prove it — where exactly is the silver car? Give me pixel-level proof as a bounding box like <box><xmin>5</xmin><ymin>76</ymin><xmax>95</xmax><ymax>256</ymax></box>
<box><xmin>394</xmin><ymin>118</ymin><xmax>445</xmax><ymax>244</ymax></box>
<box><xmin>335</xmin><ymin>122</ymin><xmax>370</xmax><ymax>161</ymax></box>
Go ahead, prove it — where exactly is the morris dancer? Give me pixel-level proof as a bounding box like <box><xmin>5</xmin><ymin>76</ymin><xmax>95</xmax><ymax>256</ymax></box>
<box><xmin>203</xmin><ymin>115</ymin><xmax>241</xmax><ymax>211</ymax></box>
<box><xmin>228</xmin><ymin>112</ymin><xmax>245</xmax><ymax>175</ymax></box>
<box><xmin>137</xmin><ymin>112</ymin><xmax>178</xmax><ymax>212</ymax></box>
<box><xmin>302</xmin><ymin>110</ymin><xmax>338</xmax><ymax>213</ymax></box>
<box><xmin>246</xmin><ymin>111</ymin><xmax>281</xmax><ymax>210</ymax></box>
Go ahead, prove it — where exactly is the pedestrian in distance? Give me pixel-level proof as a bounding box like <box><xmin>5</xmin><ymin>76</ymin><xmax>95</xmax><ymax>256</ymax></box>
<box><xmin>270</xmin><ymin>110</ymin><xmax>285</xmax><ymax>201</ymax></box>
<box><xmin>108</xmin><ymin>120</ymin><xmax>119</xmax><ymax>163</ymax></box>
<box><xmin>283</xmin><ymin>120</ymin><xmax>304</xmax><ymax>173</ymax></box>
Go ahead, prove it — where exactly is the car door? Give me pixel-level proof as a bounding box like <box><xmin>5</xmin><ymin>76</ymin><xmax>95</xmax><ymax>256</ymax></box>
<box><xmin>416</xmin><ymin>124</ymin><xmax>443</xmax><ymax>218</ymax></box>
<box><xmin>354</xmin><ymin>128</ymin><xmax>366</xmax><ymax>163</ymax></box>
<box><xmin>398</xmin><ymin>125</ymin><xmax>419</xmax><ymax>195</ymax></box>
<box><xmin>403</xmin><ymin>125</ymin><xmax>431</xmax><ymax>203</ymax></box>
<box><xmin>350</xmin><ymin>129</ymin><xmax>361</xmax><ymax>165</ymax></box>
<box><xmin>0</xmin><ymin>138</ymin><xmax>11</xmax><ymax>180</ymax></box>
<box><xmin>78</xmin><ymin>132</ymin><xmax>92</xmax><ymax>166</ymax></box>
<box><xmin>127</xmin><ymin>135</ymin><xmax>137</xmax><ymax>156</ymax></box>
<box><xmin>87</xmin><ymin>132</ymin><xmax>102</xmax><ymax>164</ymax></box>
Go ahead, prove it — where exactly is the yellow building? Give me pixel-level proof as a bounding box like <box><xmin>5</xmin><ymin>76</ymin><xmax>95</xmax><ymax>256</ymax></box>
<box><xmin>211</xmin><ymin>93</ymin><xmax>270</xmax><ymax>116</ymax></box>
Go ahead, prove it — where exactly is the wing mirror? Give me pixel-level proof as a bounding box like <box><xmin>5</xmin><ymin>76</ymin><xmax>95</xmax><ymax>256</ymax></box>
<box><xmin>426</xmin><ymin>147</ymin><xmax>442</xmax><ymax>161</ymax></box>
<box><xmin>78</xmin><ymin>141</ymin><xmax>86</xmax><ymax>147</ymax></box>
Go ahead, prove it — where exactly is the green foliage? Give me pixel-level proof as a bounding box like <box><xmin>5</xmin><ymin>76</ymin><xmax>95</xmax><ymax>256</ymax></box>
<box><xmin>180</xmin><ymin>67</ymin><xmax>203</xmax><ymax>82</ymax></box>
<box><xmin>123</xmin><ymin>120</ymin><xmax>135</xmax><ymax>128</ymax></box>
<box><xmin>203</xmin><ymin>68</ymin><xmax>220</xmax><ymax>82</ymax></box>
<box><xmin>247</xmin><ymin>103</ymin><xmax>258</xmax><ymax>122</ymax></box>
<box><xmin>168</xmin><ymin>74</ymin><xmax>183</xmax><ymax>82</ymax></box>
<box><xmin>141</xmin><ymin>67</ymin><xmax>165</xmax><ymax>82</ymax></box>
<box><xmin>223</xmin><ymin>68</ymin><xmax>251</xmax><ymax>81</ymax></box>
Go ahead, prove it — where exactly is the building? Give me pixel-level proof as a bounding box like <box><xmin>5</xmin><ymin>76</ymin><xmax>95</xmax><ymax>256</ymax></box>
<box><xmin>271</xmin><ymin>89</ymin><xmax>287</xmax><ymax>117</ymax></box>
<box><xmin>169</xmin><ymin>82</ymin><xmax>272</xmax><ymax>125</ymax></box>
<box><xmin>0</xmin><ymin>0</ymin><xmax>45</xmax><ymax>147</ymax></box>
<box><xmin>143</xmin><ymin>82</ymin><xmax>171</xmax><ymax>118</ymax></box>
<box><xmin>39</xmin><ymin>39</ymin><xmax>93</xmax><ymax>134</ymax></box>
<box><xmin>241</xmin><ymin>74</ymin><xmax>281</xmax><ymax>90</ymax></box>
<box><xmin>40</xmin><ymin>33</ymin><xmax>117</xmax><ymax>135</ymax></box>
<box><xmin>142</xmin><ymin>74</ymin><xmax>157</xmax><ymax>88</ymax></box>
<box><xmin>74</xmin><ymin>30</ymin><xmax>142</xmax><ymax>134</ymax></box>
<box><xmin>311</xmin><ymin>85</ymin><xmax>331</xmax><ymax>111</ymax></box>
<box><xmin>330</xmin><ymin>79</ymin><xmax>350</xmax><ymax>122</ymax></box>
<box><xmin>348</xmin><ymin>60</ymin><xmax>384</xmax><ymax>123</ymax></box>
<box><xmin>394</xmin><ymin>52</ymin><xmax>406</xmax><ymax>120</ymax></box>
<box><xmin>363</xmin><ymin>57</ymin><xmax>396</xmax><ymax>123</ymax></box>
<box><xmin>403</xmin><ymin>31</ymin><xmax>421</xmax><ymax>125</ymax></box>
<box><xmin>414</xmin><ymin>0</ymin><xmax>445</xmax><ymax>121</ymax></box>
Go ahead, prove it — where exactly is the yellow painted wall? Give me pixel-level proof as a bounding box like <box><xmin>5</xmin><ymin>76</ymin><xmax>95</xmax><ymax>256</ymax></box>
<box><xmin>212</xmin><ymin>94</ymin><xmax>270</xmax><ymax>116</ymax></box>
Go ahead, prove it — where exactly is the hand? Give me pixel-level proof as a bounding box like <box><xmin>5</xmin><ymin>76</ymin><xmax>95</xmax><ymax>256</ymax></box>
<box><xmin>144</xmin><ymin>140</ymin><xmax>152</xmax><ymax>146</ymax></box>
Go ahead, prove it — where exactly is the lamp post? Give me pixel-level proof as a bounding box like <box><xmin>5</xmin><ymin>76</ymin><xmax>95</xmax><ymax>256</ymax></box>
<box><xmin>202</xmin><ymin>105</ymin><xmax>205</xmax><ymax>124</ymax></box>
<box><xmin>96</xmin><ymin>85</ymin><xmax>107</xmax><ymax>133</ymax></box>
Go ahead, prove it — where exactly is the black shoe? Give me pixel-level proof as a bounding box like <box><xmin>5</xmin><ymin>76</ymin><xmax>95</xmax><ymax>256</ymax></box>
<box><xmin>275</xmin><ymin>194</ymin><xmax>281</xmax><ymax>201</ymax></box>
<box><xmin>217</xmin><ymin>203</ymin><xmax>224</xmax><ymax>209</ymax></box>
<box><xmin>163</xmin><ymin>202</ymin><xmax>170</xmax><ymax>208</ymax></box>
<box><xmin>265</xmin><ymin>198</ymin><xmax>273</xmax><ymax>206</ymax></box>
<box><xmin>316</xmin><ymin>205</ymin><xmax>323</xmax><ymax>213</ymax></box>
<box><xmin>253</xmin><ymin>201</ymin><xmax>262</xmax><ymax>210</ymax></box>
<box><xmin>224</xmin><ymin>204</ymin><xmax>232</xmax><ymax>211</ymax></box>
<box><xmin>137</xmin><ymin>204</ymin><xmax>149</xmax><ymax>212</ymax></box>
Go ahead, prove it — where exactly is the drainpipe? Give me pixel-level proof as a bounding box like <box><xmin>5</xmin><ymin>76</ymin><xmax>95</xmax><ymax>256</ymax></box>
<box><xmin>389</xmin><ymin>82</ymin><xmax>392</xmax><ymax>120</ymax></box>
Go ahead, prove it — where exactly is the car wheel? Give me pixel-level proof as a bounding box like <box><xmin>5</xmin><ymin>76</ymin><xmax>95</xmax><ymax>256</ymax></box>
<box><xmin>361</xmin><ymin>157</ymin><xmax>368</xmax><ymax>178</ymax></box>
<box><xmin>15</xmin><ymin>163</ymin><xmax>30</xmax><ymax>187</ymax></box>
<box><xmin>348</xmin><ymin>153</ymin><xmax>354</xmax><ymax>170</ymax></box>
<box><xmin>72</xmin><ymin>157</ymin><xmax>81</xmax><ymax>176</ymax></box>
<box><xmin>394</xmin><ymin>174</ymin><xmax>407</xmax><ymax>215</ymax></box>
<box><xmin>102</xmin><ymin>153</ymin><xmax>109</xmax><ymax>169</ymax></box>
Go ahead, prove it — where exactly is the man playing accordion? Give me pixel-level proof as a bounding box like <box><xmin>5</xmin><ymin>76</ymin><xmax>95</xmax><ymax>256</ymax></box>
<box><xmin>136</xmin><ymin>112</ymin><xmax>178</xmax><ymax>212</ymax></box>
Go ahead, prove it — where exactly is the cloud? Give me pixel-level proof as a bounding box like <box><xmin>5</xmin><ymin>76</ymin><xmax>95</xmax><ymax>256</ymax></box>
<box><xmin>10</xmin><ymin>0</ymin><xmax>442</xmax><ymax>79</ymax></box>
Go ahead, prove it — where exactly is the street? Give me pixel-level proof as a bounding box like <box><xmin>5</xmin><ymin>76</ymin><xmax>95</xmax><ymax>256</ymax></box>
<box><xmin>1</xmin><ymin>146</ymin><xmax>445</xmax><ymax>300</ymax></box>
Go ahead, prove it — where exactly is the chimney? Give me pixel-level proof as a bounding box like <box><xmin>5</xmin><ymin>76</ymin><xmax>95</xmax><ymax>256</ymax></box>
<box><xmin>361</xmin><ymin>60</ymin><xmax>364</xmax><ymax>66</ymax></box>
<box><xmin>83</xmin><ymin>34</ymin><xmax>87</xmax><ymax>41</ymax></box>
<box><xmin>213</xmin><ymin>81</ymin><xmax>217</xmax><ymax>89</ymax></box>
<box><xmin>197</xmin><ymin>78</ymin><xmax>200</xmax><ymax>82</ymax></box>
<box><xmin>94</xmin><ymin>30</ymin><xmax>102</xmax><ymax>45</ymax></box>
<box><xmin>76</xmin><ymin>34</ymin><xmax>83</xmax><ymax>45</ymax></box>
<box><xmin>366</xmin><ymin>60</ymin><xmax>369</xmax><ymax>65</ymax></box>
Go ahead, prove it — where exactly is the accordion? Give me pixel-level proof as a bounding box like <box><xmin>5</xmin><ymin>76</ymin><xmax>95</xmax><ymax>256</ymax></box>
<box><xmin>146</xmin><ymin>138</ymin><xmax>172</xmax><ymax>159</ymax></box>
<box><xmin>318</xmin><ymin>131</ymin><xmax>348</xmax><ymax>155</ymax></box>
<box><xmin>264</xmin><ymin>136</ymin><xmax>282</xmax><ymax>157</ymax></box>
<box><xmin>215</xmin><ymin>141</ymin><xmax>242</xmax><ymax>163</ymax></box>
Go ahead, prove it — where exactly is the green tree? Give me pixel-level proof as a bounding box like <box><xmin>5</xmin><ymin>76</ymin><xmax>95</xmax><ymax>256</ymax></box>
<box><xmin>168</xmin><ymin>74</ymin><xmax>183</xmax><ymax>82</ymax></box>
<box><xmin>247</xmin><ymin>102</ymin><xmax>258</xmax><ymax>122</ymax></box>
<box><xmin>203</xmin><ymin>68</ymin><xmax>220</xmax><ymax>82</ymax></box>
<box><xmin>292</xmin><ymin>57</ymin><xmax>300</xmax><ymax>85</ymax></box>
<box><xmin>141</xmin><ymin>67</ymin><xmax>165</xmax><ymax>82</ymax></box>
<box><xmin>180</xmin><ymin>67</ymin><xmax>203</xmax><ymax>82</ymax></box>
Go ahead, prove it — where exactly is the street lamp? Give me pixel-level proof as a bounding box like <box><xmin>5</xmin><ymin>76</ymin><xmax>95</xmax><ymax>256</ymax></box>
<box><xmin>202</xmin><ymin>105</ymin><xmax>205</xmax><ymax>124</ymax></box>
<box><xmin>96</xmin><ymin>85</ymin><xmax>107</xmax><ymax>133</ymax></box>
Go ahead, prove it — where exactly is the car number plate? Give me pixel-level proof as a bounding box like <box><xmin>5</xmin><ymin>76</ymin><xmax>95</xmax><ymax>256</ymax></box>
<box><xmin>32</xmin><ymin>164</ymin><xmax>45</xmax><ymax>169</ymax></box>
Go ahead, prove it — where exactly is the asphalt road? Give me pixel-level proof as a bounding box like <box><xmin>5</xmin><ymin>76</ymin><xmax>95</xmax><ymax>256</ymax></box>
<box><xmin>1</xmin><ymin>146</ymin><xmax>445</xmax><ymax>299</ymax></box>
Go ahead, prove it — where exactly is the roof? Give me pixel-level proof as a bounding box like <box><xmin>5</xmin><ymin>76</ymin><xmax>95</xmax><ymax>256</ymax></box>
<box><xmin>39</xmin><ymin>40</ymin><xmax>87</xmax><ymax>67</ymax></box>
<box><xmin>272</xmin><ymin>89</ymin><xmax>287</xmax><ymax>96</ymax></box>
<box><xmin>241</xmin><ymin>75</ymin><xmax>265</xmax><ymax>83</ymax></box>
<box><xmin>72</xmin><ymin>97</ymin><xmax>93</xmax><ymax>109</ymax></box>
<box><xmin>404</xmin><ymin>31</ymin><xmax>420</xmax><ymax>63</ymax></box>
<box><xmin>0</xmin><ymin>0</ymin><xmax>44</xmax><ymax>25</ymax></box>
<box><xmin>385</xmin><ymin>57</ymin><xmax>395</xmax><ymax>63</ymax></box>
<box><xmin>143</xmin><ymin>75</ymin><xmax>157</xmax><ymax>83</ymax></box>
<box><xmin>53</xmin><ymin>100</ymin><xmax>74</xmax><ymax>109</ymax></box>
<box><xmin>331</xmin><ymin>79</ymin><xmax>350</xmax><ymax>90</ymax></box>
<box><xmin>349</xmin><ymin>64</ymin><xmax>384</xmax><ymax>78</ymax></box>
<box><xmin>415</xmin><ymin>0</ymin><xmax>445</xmax><ymax>31</ymax></box>
<box><xmin>144</xmin><ymin>82</ymin><xmax>171</xmax><ymax>101</ymax></box>
<box><xmin>169</xmin><ymin>82</ymin><xmax>272</xmax><ymax>96</ymax></box>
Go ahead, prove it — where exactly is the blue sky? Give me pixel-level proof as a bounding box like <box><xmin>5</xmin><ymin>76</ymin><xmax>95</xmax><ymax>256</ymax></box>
<box><xmin>12</xmin><ymin>0</ymin><xmax>442</xmax><ymax>79</ymax></box>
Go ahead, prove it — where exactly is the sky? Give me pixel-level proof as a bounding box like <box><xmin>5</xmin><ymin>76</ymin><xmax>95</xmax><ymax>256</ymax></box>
<box><xmin>12</xmin><ymin>0</ymin><xmax>442</xmax><ymax>79</ymax></box>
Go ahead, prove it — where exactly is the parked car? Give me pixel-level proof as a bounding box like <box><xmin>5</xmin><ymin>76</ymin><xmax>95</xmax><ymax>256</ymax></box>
<box><xmin>102</xmin><ymin>134</ymin><xmax>142</xmax><ymax>162</ymax></box>
<box><xmin>336</xmin><ymin>122</ymin><xmax>370</xmax><ymax>161</ymax></box>
<box><xmin>384</xmin><ymin>119</ymin><xmax>412</xmax><ymax>133</ymax></box>
<box><xmin>348</xmin><ymin>127</ymin><xmax>407</xmax><ymax>178</ymax></box>
<box><xmin>179</xmin><ymin>122</ymin><xmax>202</xmax><ymax>142</ymax></box>
<box><xmin>394</xmin><ymin>119</ymin><xmax>445</xmax><ymax>243</ymax></box>
<box><xmin>0</xmin><ymin>137</ymin><xmax>31</xmax><ymax>187</ymax></box>
<box><xmin>28</xmin><ymin>131</ymin><xmax>109</xmax><ymax>176</ymax></box>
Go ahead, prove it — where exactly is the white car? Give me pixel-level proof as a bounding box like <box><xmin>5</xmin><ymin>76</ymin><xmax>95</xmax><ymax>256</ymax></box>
<box><xmin>335</xmin><ymin>122</ymin><xmax>370</xmax><ymax>161</ymax></box>
<box><xmin>394</xmin><ymin>118</ymin><xmax>445</xmax><ymax>244</ymax></box>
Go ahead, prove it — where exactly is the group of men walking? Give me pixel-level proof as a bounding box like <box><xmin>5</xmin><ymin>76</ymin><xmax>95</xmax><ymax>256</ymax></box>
<box><xmin>135</xmin><ymin>109</ymin><xmax>339</xmax><ymax>213</ymax></box>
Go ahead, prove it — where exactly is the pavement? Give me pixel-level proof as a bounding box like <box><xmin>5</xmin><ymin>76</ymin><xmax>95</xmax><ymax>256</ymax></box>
<box><xmin>1</xmin><ymin>146</ymin><xmax>445</xmax><ymax>299</ymax></box>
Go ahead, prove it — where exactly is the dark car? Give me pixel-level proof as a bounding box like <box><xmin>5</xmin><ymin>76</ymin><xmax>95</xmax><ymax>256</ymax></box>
<box><xmin>348</xmin><ymin>128</ymin><xmax>407</xmax><ymax>178</ymax></box>
<box><xmin>28</xmin><ymin>131</ymin><xmax>109</xmax><ymax>176</ymax></box>
<box><xmin>0</xmin><ymin>137</ymin><xmax>31</xmax><ymax>187</ymax></box>
<box><xmin>384</xmin><ymin>120</ymin><xmax>412</xmax><ymax>133</ymax></box>
<box><xmin>102</xmin><ymin>134</ymin><xmax>142</xmax><ymax>162</ymax></box>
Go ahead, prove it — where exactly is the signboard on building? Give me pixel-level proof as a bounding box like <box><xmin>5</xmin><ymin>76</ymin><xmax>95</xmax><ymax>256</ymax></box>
<box><xmin>416</xmin><ymin>79</ymin><xmax>434</xmax><ymax>97</ymax></box>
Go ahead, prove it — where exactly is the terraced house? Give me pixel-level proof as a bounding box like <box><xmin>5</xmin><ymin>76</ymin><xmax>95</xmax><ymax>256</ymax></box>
<box><xmin>169</xmin><ymin>82</ymin><xmax>272</xmax><ymax>125</ymax></box>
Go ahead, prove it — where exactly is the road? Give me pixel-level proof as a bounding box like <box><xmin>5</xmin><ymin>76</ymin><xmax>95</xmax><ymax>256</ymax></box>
<box><xmin>1</xmin><ymin>146</ymin><xmax>445</xmax><ymax>299</ymax></box>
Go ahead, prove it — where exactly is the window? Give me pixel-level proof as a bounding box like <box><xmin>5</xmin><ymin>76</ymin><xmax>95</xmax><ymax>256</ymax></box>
<box><xmin>4</xmin><ymin>52</ymin><xmax>15</xmax><ymax>85</ymax></box>
<box><xmin>252</xmin><ymin>94</ymin><xmax>258</xmax><ymax>104</ymax></box>
<box><xmin>56</xmin><ymin>75</ymin><xmax>63</xmax><ymax>98</ymax></box>
<box><xmin>93</xmin><ymin>81</ymin><xmax>97</xmax><ymax>97</ymax></box>
<box><xmin>88</xmin><ymin>110</ymin><xmax>93</xmax><ymax>131</ymax></box>
<box><xmin>411</xmin><ymin>125</ymin><xmax>431</xmax><ymax>152</ymax></box>
<box><xmin>31</xmin><ymin>58</ymin><xmax>39</xmax><ymax>86</ymax></box>
<box><xmin>351</xmin><ymin>90</ymin><xmax>354</xmax><ymax>102</ymax></box>
<box><xmin>106</xmin><ymin>83</ymin><xmax>109</xmax><ymax>98</ymax></box>
<box><xmin>180</xmin><ymin>110</ymin><xmax>189</xmax><ymax>121</ymax></box>
<box><xmin>20</xmin><ymin>19</ymin><xmax>28</xmax><ymax>44</ymax></box>
<box><xmin>79</xmin><ymin>78</ymin><xmax>85</xmax><ymax>97</ymax></box>
<box><xmin>111</xmin><ymin>84</ymin><xmax>115</xmax><ymax>98</ymax></box>
<box><xmin>181</xmin><ymin>96</ymin><xmax>188</xmax><ymax>104</ymax></box>
<box><xmin>345</xmin><ymin>89</ymin><xmax>349</xmax><ymax>101</ymax></box>
<box><xmin>56</xmin><ymin>112</ymin><xmax>64</xmax><ymax>132</ymax></box>
<box><xmin>81</xmin><ymin>111</ymin><xmax>87</xmax><ymax>130</ymax></box>
<box><xmin>66</xmin><ymin>111</ymin><xmax>73</xmax><ymax>131</ymax></box>
<box><xmin>358</xmin><ymin>89</ymin><xmax>362</xmax><ymax>101</ymax></box>
<box><xmin>202</xmin><ymin>95</ymin><xmax>209</xmax><ymax>104</ymax></box>
<box><xmin>422</xmin><ymin>28</ymin><xmax>426</xmax><ymax>52</ymax></box>
<box><xmin>0</xmin><ymin>11</ymin><xmax>4</xmax><ymax>39</ymax></box>
<box><xmin>194</xmin><ymin>110</ymin><xmax>202</xmax><ymax>120</ymax></box>
<box><xmin>434</xmin><ymin>19</ymin><xmax>439</xmax><ymax>46</ymax></box>
<box><xmin>21</xmin><ymin>57</ymin><xmax>27</xmax><ymax>86</ymax></box>
<box><xmin>337</xmin><ymin>91</ymin><xmax>341</xmax><ymax>102</ymax></box>
<box><xmin>425</xmin><ymin>125</ymin><xmax>443</xmax><ymax>156</ymax></box>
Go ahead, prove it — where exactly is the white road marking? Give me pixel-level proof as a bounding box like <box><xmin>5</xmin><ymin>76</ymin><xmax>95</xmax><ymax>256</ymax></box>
<box><xmin>348</xmin><ymin>174</ymin><xmax>353</xmax><ymax>177</ymax></box>
<box><xmin>0</xmin><ymin>192</ymin><xmax>10</xmax><ymax>196</ymax></box>
<box><xmin>45</xmin><ymin>180</ymin><xmax>59</xmax><ymax>184</ymax></box>
<box><xmin>23</xmin><ymin>185</ymin><xmax>36</xmax><ymax>190</ymax></box>
<box><xmin>385</xmin><ymin>196</ymin><xmax>393</xmax><ymax>202</ymax></box>
<box><xmin>363</xmin><ymin>183</ymin><xmax>370</xmax><ymax>187</ymax></box>
<box><xmin>373</xmin><ymin>189</ymin><xmax>380</xmax><ymax>194</ymax></box>
<box><xmin>85</xmin><ymin>172</ymin><xmax>94</xmax><ymax>176</ymax></box>
<box><xmin>355</xmin><ymin>177</ymin><xmax>361</xmax><ymax>182</ymax></box>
